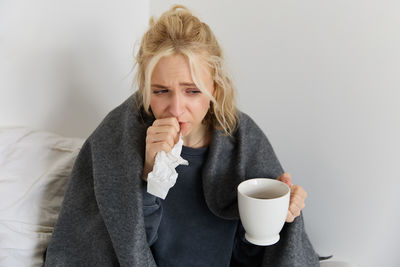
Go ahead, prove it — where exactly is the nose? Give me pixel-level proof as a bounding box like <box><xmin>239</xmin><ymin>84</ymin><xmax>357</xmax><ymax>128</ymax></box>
<box><xmin>168</xmin><ymin>92</ymin><xmax>184</xmax><ymax>117</ymax></box>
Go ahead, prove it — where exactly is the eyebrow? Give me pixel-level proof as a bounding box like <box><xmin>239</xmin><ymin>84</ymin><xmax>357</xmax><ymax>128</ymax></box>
<box><xmin>151</xmin><ymin>83</ymin><xmax>197</xmax><ymax>89</ymax></box>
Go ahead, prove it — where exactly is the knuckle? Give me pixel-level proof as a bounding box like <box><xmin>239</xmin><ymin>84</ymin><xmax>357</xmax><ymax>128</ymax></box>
<box><xmin>298</xmin><ymin>186</ymin><xmax>307</xmax><ymax>197</ymax></box>
<box><xmin>295</xmin><ymin>192</ymin><xmax>305</xmax><ymax>201</ymax></box>
<box><xmin>146</xmin><ymin>127</ymin><xmax>152</xmax><ymax>135</ymax></box>
<box><xmin>292</xmin><ymin>185</ymin><xmax>300</xmax><ymax>193</ymax></box>
<box><xmin>290</xmin><ymin>203</ymin><xmax>301</xmax><ymax>214</ymax></box>
<box><xmin>289</xmin><ymin>209</ymin><xmax>298</xmax><ymax>219</ymax></box>
<box><xmin>290</xmin><ymin>206</ymin><xmax>297</xmax><ymax>215</ymax></box>
<box><xmin>290</xmin><ymin>194</ymin><xmax>300</xmax><ymax>203</ymax></box>
<box><xmin>287</xmin><ymin>213</ymin><xmax>294</xmax><ymax>222</ymax></box>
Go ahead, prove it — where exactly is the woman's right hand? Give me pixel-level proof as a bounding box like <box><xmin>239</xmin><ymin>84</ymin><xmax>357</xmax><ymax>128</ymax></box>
<box><xmin>142</xmin><ymin>117</ymin><xmax>180</xmax><ymax>181</ymax></box>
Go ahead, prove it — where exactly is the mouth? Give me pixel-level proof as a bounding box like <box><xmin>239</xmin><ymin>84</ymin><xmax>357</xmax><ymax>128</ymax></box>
<box><xmin>178</xmin><ymin>121</ymin><xmax>189</xmax><ymax>129</ymax></box>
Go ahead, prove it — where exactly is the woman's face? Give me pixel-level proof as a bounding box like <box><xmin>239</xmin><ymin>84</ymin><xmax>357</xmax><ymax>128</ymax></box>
<box><xmin>149</xmin><ymin>53</ymin><xmax>214</xmax><ymax>138</ymax></box>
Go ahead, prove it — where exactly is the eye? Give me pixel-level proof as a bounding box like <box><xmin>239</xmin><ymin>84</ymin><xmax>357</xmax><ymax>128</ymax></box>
<box><xmin>152</xmin><ymin>89</ymin><xmax>169</xmax><ymax>95</ymax></box>
<box><xmin>186</xmin><ymin>88</ymin><xmax>201</xmax><ymax>94</ymax></box>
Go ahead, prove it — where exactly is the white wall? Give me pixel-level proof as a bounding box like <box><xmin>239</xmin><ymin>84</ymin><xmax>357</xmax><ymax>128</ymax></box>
<box><xmin>0</xmin><ymin>0</ymin><xmax>149</xmax><ymax>138</ymax></box>
<box><xmin>150</xmin><ymin>1</ymin><xmax>400</xmax><ymax>266</ymax></box>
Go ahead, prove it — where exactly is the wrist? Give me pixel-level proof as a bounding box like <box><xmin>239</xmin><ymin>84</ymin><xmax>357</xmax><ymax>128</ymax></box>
<box><xmin>142</xmin><ymin>164</ymin><xmax>152</xmax><ymax>181</ymax></box>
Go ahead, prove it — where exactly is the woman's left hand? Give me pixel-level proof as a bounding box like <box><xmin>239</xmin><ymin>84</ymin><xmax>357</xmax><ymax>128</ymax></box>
<box><xmin>277</xmin><ymin>172</ymin><xmax>308</xmax><ymax>223</ymax></box>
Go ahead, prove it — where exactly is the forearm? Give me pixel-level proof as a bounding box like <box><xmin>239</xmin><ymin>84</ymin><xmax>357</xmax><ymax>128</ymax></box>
<box><xmin>142</xmin><ymin>183</ymin><xmax>163</xmax><ymax>246</ymax></box>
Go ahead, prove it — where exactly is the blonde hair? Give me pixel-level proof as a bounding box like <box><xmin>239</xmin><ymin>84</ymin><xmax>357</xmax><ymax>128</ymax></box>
<box><xmin>134</xmin><ymin>5</ymin><xmax>238</xmax><ymax>135</ymax></box>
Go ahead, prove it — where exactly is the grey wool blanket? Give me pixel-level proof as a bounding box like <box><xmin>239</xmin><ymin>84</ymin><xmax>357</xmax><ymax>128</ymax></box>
<box><xmin>44</xmin><ymin>92</ymin><xmax>320</xmax><ymax>266</ymax></box>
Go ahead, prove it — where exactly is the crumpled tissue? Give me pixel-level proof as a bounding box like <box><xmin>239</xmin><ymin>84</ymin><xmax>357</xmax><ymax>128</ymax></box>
<box><xmin>147</xmin><ymin>136</ymin><xmax>189</xmax><ymax>199</ymax></box>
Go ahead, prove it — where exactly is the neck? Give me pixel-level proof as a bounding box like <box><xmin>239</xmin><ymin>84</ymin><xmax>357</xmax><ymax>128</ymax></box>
<box><xmin>182</xmin><ymin>124</ymin><xmax>211</xmax><ymax>148</ymax></box>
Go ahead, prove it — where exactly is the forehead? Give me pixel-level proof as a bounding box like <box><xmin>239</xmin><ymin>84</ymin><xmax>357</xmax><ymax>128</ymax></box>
<box><xmin>151</xmin><ymin>53</ymin><xmax>192</xmax><ymax>82</ymax></box>
<box><xmin>151</xmin><ymin>53</ymin><xmax>212</xmax><ymax>85</ymax></box>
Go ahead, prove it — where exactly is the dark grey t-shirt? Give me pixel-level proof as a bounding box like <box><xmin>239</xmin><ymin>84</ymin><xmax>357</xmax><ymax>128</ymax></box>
<box><xmin>143</xmin><ymin>145</ymin><xmax>263</xmax><ymax>267</ymax></box>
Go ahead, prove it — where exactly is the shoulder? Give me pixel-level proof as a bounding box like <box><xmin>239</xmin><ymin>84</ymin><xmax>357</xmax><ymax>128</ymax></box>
<box><xmin>234</xmin><ymin>111</ymin><xmax>284</xmax><ymax>178</ymax></box>
<box><xmin>232</xmin><ymin>110</ymin><xmax>277</xmax><ymax>153</ymax></box>
<box><xmin>88</xmin><ymin>92</ymin><xmax>151</xmax><ymax>144</ymax></box>
<box><xmin>89</xmin><ymin>95</ymin><xmax>133</xmax><ymax>139</ymax></box>
<box><xmin>237</xmin><ymin>111</ymin><xmax>257</xmax><ymax>128</ymax></box>
<box><xmin>235</xmin><ymin>110</ymin><xmax>266</xmax><ymax>139</ymax></box>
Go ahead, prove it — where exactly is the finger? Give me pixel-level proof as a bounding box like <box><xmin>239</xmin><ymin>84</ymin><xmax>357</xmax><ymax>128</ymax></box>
<box><xmin>290</xmin><ymin>188</ymin><xmax>306</xmax><ymax>211</ymax></box>
<box><xmin>144</xmin><ymin>141</ymin><xmax>173</xmax><ymax>169</ymax></box>
<box><xmin>286</xmin><ymin>210</ymin><xmax>295</xmax><ymax>223</ymax></box>
<box><xmin>153</xmin><ymin>117</ymin><xmax>180</xmax><ymax>133</ymax></box>
<box><xmin>286</xmin><ymin>203</ymin><xmax>302</xmax><ymax>223</ymax></box>
<box><xmin>146</xmin><ymin>132</ymin><xmax>175</xmax><ymax>149</ymax></box>
<box><xmin>277</xmin><ymin>172</ymin><xmax>292</xmax><ymax>186</ymax></box>
<box><xmin>290</xmin><ymin>185</ymin><xmax>308</xmax><ymax>200</ymax></box>
<box><xmin>147</xmin><ymin>125</ymin><xmax>179</xmax><ymax>143</ymax></box>
<box><xmin>147</xmin><ymin>125</ymin><xmax>178</xmax><ymax>135</ymax></box>
<box><xmin>288</xmin><ymin>201</ymin><xmax>302</xmax><ymax>218</ymax></box>
<box><xmin>290</xmin><ymin>194</ymin><xmax>306</xmax><ymax>210</ymax></box>
<box><xmin>149</xmin><ymin>142</ymin><xmax>173</xmax><ymax>157</ymax></box>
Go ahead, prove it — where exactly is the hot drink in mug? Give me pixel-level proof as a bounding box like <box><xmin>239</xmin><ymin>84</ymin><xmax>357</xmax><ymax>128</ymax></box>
<box><xmin>237</xmin><ymin>178</ymin><xmax>290</xmax><ymax>246</ymax></box>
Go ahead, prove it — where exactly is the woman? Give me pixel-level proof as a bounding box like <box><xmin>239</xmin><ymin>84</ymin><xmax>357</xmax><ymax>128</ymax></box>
<box><xmin>44</xmin><ymin>5</ymin><xmax>319</xmax><ymax>266</ymax></box>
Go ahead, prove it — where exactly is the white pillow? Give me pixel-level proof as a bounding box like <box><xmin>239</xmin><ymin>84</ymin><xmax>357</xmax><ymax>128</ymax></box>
<box><xmin>0</xmin><ymin>127</ymin><xmax>84</xmax><ymax>267</ymax></box>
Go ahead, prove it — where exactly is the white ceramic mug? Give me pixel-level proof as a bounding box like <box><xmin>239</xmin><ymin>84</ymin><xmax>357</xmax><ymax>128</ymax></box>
<box><xmin>237</xmin><ymin>178</ymin><xmax>290</xmax><ymax>246</ymax></box>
